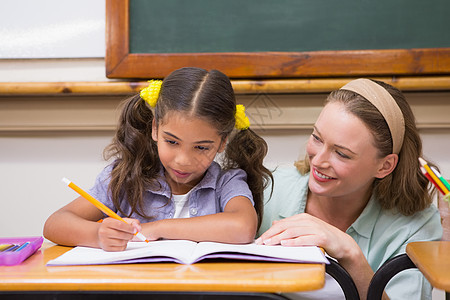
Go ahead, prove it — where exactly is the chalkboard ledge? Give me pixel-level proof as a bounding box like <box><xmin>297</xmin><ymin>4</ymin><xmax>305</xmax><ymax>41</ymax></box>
<box><xmin>1</xmin><ymin>77</ymin><xmax>450</xmax><ymax>96</ymax></box>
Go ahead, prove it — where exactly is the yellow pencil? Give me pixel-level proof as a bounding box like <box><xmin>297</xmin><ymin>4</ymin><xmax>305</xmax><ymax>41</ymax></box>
<box><xmin>62</xmin><ymin>178</ymin><xmax>149</xmax><ymax>243</ymax></box>
<box><xmin>0</xmin><ymin>244</ymin><xmax>13</xmax><ymax>252</ymax></box>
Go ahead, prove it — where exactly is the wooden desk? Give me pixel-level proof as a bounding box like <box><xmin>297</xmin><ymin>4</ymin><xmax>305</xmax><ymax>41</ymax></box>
<box><xmin>0</xmin><ymin>242</ymin><xmax>325</xmax><ymax>298</ymax></box>
<box><xmin>406</xmin><ymin>241</ymin><xmax>450</xmax><ymax>297</ymax></box>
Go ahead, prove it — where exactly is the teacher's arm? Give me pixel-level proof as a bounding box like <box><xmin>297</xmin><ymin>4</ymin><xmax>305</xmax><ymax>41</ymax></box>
<box><xmin>256</xmin><ymin>213</ymin><xmax>389</xmax><ymax>300</ymax></box>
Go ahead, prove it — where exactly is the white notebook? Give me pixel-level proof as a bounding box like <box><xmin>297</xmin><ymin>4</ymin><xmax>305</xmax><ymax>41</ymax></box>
<box><xmin>47</xmin><ymin>239</ymin><xmax>329</xmax><ymax>266</ymax></box>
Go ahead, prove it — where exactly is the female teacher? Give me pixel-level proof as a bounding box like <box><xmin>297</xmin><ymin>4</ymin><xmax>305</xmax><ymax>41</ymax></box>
<box><xmin>257</xmin><ymin>79</ymin><xmax>442</xmax><ymax>300</ymax></box>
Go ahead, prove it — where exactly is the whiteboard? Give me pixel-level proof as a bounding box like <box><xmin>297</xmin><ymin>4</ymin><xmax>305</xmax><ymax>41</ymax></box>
<box><xmin>0</xmin><ymin>0</ymin><xmax>105</xmax><ymax>59</ymax></box>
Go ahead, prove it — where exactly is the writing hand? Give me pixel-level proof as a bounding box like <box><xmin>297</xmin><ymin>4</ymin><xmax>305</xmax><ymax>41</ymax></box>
<box><xmin>97</xmin><ymin>217</ymin><xmax>142</xmax><ymax>251</ymax></box>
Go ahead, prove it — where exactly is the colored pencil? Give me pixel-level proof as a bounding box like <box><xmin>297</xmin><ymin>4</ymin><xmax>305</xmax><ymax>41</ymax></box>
<box><xmin>420</xmin><ymin>166</ymin><xmax>445</xmax><ymax>195</ymax></box>
<box><xmin>419</xmin><ymin>157</ymin><xmax>450</xmax><ymax>195</ymax></box>
<box><xmin>0</xmin><ymin>244</ymin><xmax>13</xmax><ymax>252</ymax></box>
<box><xmin>430</xmin><ymin>166</ymin><xmax>450</xmax><ymax>192</ymax></box>
<box><xmin>14</xmin><ymin>242</ymin><xmax>30</xmax><ymax>252</ymax></box>
<box><xmin>4</xmin><ymin>245</ymin><xmax>20</xmax><ymax>252</ymax></box>
<box><xmin>62</xmin><ymin>178</ymin><xmax>149</xmax><ymax>243</ymax></box>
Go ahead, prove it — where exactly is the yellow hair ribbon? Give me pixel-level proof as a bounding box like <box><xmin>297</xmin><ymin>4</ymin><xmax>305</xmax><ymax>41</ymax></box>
<box><xmin>140</xmin><ymin>80</ymin><xmax>163</xmax><ymax>108</ymax></box>
<box><xmin>235</xmin><ymin>104</ymin><xmax>250</xmax><ymax>130</ymax></box>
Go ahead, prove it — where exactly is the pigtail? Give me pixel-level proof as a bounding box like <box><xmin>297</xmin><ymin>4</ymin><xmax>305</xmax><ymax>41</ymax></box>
<box><xmin>222</xmin><ymin>129</ymin><xmax>273</xmax><ymax>229</ymax></box>
<box><xmin>103</xmin><ymin>94</ymin><xmax>160</xmax><ymax>220</ymax></box>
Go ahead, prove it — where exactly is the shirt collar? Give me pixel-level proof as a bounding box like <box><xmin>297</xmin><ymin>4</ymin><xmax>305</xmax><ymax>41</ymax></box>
<box><xmin>277</xmin><ymin>171</ymin><xmax>381</xmax><ymax>239</ymax></box>
<box><xmin>279</xmin><ymin>172</ymin><xmax>309</xmax><ymax>218</ymax></box>
<box><xmin>148</xmin><ymin>161</ymin><xmax>221</xmax><ymax>197</ymax></box>
<box><xmin>347</xmin><ymin>195</ymin><xmax>381</xmax><ymax>239</ymax></box>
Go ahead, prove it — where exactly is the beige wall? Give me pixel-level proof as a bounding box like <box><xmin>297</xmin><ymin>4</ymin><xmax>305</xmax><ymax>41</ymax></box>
<box><xmin>1</xmin><ymin>59</ymin><xmax>450</xmax><ymax>239</ymax></box>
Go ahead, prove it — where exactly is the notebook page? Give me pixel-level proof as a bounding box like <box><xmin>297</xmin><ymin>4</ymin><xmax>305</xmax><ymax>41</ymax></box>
<box><xmin>191</xmin><ymin>242</ymin><xmax>329</xmax><ymax>264</ymax></box>
<box><xmin>47</xmin><ymin>240</ymin><xmax>198</xmax><ymax>266</ymax></box>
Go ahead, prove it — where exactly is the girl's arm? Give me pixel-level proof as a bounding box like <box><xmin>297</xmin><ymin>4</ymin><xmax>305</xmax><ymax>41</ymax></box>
<box><xmin>43</xmin><ymin>196</ymin><xmax>141</xmax><ymax>251</ymax></box>
<box><xmin>255</xmin><ymin>213</ymin><xmax>389</xmax><ymax>300</ymax></box>
<box><xmin>140</xmin><ymin>196</ymin><xmax>258</xmax><ymax>244</ymax></box>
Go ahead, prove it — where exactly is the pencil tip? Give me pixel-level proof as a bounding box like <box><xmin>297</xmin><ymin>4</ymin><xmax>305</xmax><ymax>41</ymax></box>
<box><xmin>418</xmin><ymin>157</ymin><xmax>426</xmax><ymax>165</ymax></box>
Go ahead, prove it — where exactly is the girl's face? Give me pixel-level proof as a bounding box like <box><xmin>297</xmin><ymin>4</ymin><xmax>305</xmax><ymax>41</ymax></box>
<box><xmin>306</xmin><ymin>102</ymin><xmax>389</xmax><ymax>202</ymax></box>
<box><xmin>152</xmin><ymin>112</ymin><xmax>225</xmax><ymax>195</ymax></box>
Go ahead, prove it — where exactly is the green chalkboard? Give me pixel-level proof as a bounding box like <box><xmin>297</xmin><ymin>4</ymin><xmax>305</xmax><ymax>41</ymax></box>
<box><xmin>105</xmin><ymin>0</ymin><xmax>450</xmax><ymax>78</ymax></box>
<box><xmin>129</xmin><ymin>0</ymin><xmax>450</xmax><ymax>54</ymax></box>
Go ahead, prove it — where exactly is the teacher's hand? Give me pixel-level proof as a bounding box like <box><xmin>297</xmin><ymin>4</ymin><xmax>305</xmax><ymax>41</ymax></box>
<box><xmin>255</xmin><ymin>213</ymin><xmax>359</xmax><ymax>261</ymax></box>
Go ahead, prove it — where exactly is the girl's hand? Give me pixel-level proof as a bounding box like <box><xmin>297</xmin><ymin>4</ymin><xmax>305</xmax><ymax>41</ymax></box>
<box><xmin>255</xmin><ymin>213</ymin><xmax>359</xmax><ymax>261</ymax></box>
<box><xmin>97</xmin><ymin>217</ymin><xmax>142</xmax><ymax>251</ymax></box>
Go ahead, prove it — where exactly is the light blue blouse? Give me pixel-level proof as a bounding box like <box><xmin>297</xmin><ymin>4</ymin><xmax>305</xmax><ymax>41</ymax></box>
<box><xmin>259</xmin><ymin>166</ymin><xmax>443</xmax><ymax>300</ymax></box>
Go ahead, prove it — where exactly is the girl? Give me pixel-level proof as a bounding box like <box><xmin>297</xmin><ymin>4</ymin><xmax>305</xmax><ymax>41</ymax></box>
<box><xmin>256</xmin><ymin>79</ymin><xmax>442</xmax><ymax>300</ymax></box>
<box><xmin>44</xmin><ymin>67</ymin><xmax>272</xmax><ymax>251</ymax></box>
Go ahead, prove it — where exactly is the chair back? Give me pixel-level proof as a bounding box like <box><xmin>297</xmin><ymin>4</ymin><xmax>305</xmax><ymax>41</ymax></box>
<box><xmin>367</xmin><ymin>193</ymin><xmax>450</xmax><ymax>300</ymax></box>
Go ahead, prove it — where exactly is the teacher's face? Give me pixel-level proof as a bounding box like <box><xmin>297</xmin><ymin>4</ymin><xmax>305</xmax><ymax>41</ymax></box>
<box><xmin>306</xmin><ymin>102</ymin><xmax>385</xmax><ymax>200</ymax></box>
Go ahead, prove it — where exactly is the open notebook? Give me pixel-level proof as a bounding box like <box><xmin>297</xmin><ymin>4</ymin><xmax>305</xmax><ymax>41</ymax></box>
<box><xmin>47</xmin><ymin>239</ymin><xmax>329</xmax><ymax>266</ymax></box>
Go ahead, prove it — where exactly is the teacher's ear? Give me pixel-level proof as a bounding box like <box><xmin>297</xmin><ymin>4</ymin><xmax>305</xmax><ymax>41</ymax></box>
<box><xmin>375</xmin><ymin>154</ymin><xmax>399</xmax><ymax>179</ymax></box>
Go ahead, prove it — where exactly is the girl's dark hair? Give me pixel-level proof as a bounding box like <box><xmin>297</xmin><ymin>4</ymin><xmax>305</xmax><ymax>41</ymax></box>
<box><xmin>104</xmin><ymin>67</ymin><xmax>272</xmax><ymax>227</ymax></box>
<box><xmin>296</xmin><ymin>79</ymin><xmax>436</xmax><ymax>215</ymax></box>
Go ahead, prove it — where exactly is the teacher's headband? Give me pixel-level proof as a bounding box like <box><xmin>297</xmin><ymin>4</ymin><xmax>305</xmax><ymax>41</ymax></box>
<box><xmin>340</xmin><ymin>79</ymin><xmax>405</xmax><ymax>155</ymax></box>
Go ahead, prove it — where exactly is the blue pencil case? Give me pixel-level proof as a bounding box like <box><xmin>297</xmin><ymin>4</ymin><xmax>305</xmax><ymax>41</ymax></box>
<box><xmin>0</xmin><ymin>236</ymin><xmax>43</xmax><ymax>266</ymax></box>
